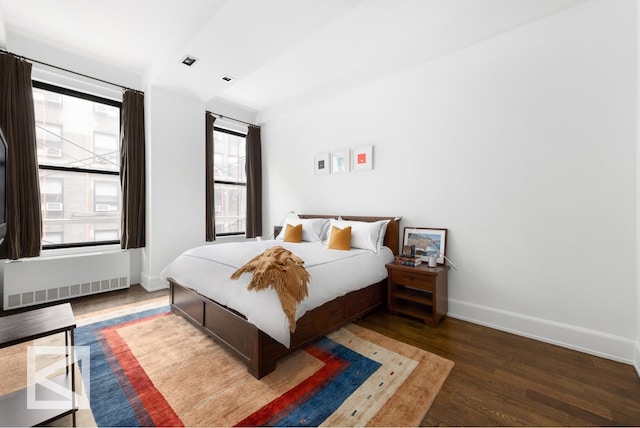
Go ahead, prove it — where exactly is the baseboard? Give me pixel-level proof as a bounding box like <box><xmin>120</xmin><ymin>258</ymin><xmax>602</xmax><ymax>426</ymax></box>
<box><xmin>139</xmin><ymin>272</ymin><xmax>169</xmax><ymax>292</ymax></box>
<box><xmin>448</xmin><ymin>299</ymin><xmax>636</xmax><ymax>366</ymax></box>
<box><xmin>634</xmin><ymin>340</ymin><xmax>640</xmax><ymax>378</ymax></box>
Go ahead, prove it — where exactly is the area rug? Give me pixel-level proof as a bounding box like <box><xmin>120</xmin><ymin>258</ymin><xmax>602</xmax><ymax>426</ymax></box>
<box><xmin>72</xmin><ymin>302</ymin><xmax>454</xmax><ymax>427</ymax></box>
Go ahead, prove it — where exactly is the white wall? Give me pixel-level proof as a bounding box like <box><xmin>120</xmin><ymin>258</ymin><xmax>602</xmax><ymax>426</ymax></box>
<box><xmin>6</xmin><ymin>31</ymin><xmax>142</xmax><ymax>98</ymax></box>
<box><xmin>139</xmin><ymin>88</ymin><xmax>261</xmax><ymax>291</ymax></box>
<box><xmin>261</xmin><ymin>0</ymin><xmax>639</xmax><ymax>364</ymax></box>
<box><xmin>636</xmin><ymin>0</ymin><xmax>640</xmax><ymax>378</ymax></box>
<box><xmin>141</xmin><ymin>86</ymin><xmax>207</xmax><ymax>290</ymax></box>
<box><xmin>0</xmin><ymin>7</ymin><xmax>6</xmax><ymax>50</ymax></box>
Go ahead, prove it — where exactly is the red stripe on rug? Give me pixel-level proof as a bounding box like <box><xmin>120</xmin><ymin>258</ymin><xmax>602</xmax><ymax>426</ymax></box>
<box><xmin>102</xmin><ymin>313</ymin><xmax>184</xmax><ymax>427</ymax></box>
<box><xmin>235</xmin><ymin>344</ymin><xmax>348</xmax><ymax>427</ymax></box>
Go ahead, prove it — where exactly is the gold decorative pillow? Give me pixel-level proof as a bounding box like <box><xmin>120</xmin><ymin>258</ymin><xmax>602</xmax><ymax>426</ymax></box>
<box><xmin>283</xmin><ymin>223</ymin><xmax>303</xmax><ymax>243</ymax></box>
<box><xmin>328</xmin><ymin>226</ymin><xmax>351</xmax><ymax>250</ymax></box>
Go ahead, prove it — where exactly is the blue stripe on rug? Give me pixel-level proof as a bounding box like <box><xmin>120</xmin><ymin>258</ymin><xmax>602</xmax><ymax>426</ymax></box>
<box><xmin>75</xmin><ymin>306</ymin><xmax>170</xmax><ymax>427</ymax></box>
<box><xmin>269</xmin><ymin>336</ymin><xmax>382</xmax><ymax>426</ymax></box>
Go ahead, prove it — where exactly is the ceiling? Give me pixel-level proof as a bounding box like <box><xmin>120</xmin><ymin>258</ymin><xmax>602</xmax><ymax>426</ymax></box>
<box><xmin>0</xmin><ymin>0</ymin><xmax>586</xmax><ymax>119</ymax></box>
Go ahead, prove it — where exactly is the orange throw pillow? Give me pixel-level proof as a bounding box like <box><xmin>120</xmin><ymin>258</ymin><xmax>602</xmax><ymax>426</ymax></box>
<box><xmin>283</xmin><ymin>223</ymin><xmax>303</xmax><ymax>243</ymax></box>
<box><xmin>328</xmin><ymin>226</ymin><xmax>351</xmax><ymax>250</ymax></box>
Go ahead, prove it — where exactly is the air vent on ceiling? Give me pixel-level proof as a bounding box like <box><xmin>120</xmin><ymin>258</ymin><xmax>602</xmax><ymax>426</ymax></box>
<box><xmin>220</xmin><ymin>75</ymin><xmax>234</xmax><ymax>82</ymax></box>
<box><xmin>181</xmin><ymin>55</ymin><xmax>198</xmax><ymax>67</ymax></box>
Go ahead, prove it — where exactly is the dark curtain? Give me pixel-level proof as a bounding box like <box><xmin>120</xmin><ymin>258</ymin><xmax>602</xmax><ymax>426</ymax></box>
<box><xmin>205</xmin><ymin>112</ymin><xmax>216</xmax><ymax>241</ymax></box>
<box><xmin>245</xmin><ymin>125</ymin><xmax>262</xmax><ymax>239</ymax></box>
<box><xmin>120</xmin><ymin>90</ymin><xmax>146</xmax><ymax>249</ymax></box>
<box><xmin>0</xmin><ymin>53</ymin><xmax>42</xmax><ymax>260</ymax></box>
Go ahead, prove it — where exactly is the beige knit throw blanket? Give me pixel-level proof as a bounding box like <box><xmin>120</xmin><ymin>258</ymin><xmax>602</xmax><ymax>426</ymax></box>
<box><xmin>230</xmin><ymin>245</ymin><xmax>310</xmax><ymax>333</ymax></box>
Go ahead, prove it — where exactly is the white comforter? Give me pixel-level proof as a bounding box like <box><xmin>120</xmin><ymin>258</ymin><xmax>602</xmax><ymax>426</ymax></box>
<box><xmin>160</xmin><ymin>240</ymin><xmax>394</xmax><ymax>347</ymax></box>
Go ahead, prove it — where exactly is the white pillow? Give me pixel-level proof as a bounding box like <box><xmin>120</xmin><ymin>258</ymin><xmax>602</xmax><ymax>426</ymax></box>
<box><xmin>276</xmin><ymin>218</ymin><xmax>330</xmax><ymax>242</ymax></box>
<box><xmin>325</xmin><ymin>219</ymin><xmax>390</xmax><ymax>253</ymax></box>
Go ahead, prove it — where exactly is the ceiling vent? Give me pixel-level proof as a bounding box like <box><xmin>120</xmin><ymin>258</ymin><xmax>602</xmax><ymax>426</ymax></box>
<box><xmin>181</xmin><ymin>55</ymin><xmax>198</xmax><ymax>67</ymax></box>
<box><xmin>220</xmin><ymin>75</ymin><xmax>234</xmax><ymax>82</ymax></box>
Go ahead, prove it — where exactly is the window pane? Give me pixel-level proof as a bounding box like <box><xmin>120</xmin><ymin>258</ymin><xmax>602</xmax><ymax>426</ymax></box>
<box><xmin>94</xmin><ymin>132</ymin><xmax>119</xmax><ymax>166</ymax></box>
<box><xmin>34</xmin><ymin>82</ymin><xmax>122</xmax><ymax>248</ymax></box>
<box><xmin>214</xmin><ymin>183</ymin><xmax>246</xmax><ymax>234</ymax></box>
<box><xmin>36</xmin><ymin>123</ymin><xmax>63</xmax><ymax>158</ymax></box>
<box><xmin>33</xmin><ymin>86</ymin><xmax>120</xmax><ymax>172</ymax></box>
<box><xmin>40</xmin><ymin>170</ymin><xmax>120</xmax><ymax>246</ymax></box>
<box><xmin>214</xmin><ymin>130</ymin><xmax>246</xmax><ymax>183</ymax></box>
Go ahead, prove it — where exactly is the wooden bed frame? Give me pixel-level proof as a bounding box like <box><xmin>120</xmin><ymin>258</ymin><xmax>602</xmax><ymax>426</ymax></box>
<box><xmin>169</xmin><ymin>215</ymin><xmax>400</xmax><ymax>379</ymax></box>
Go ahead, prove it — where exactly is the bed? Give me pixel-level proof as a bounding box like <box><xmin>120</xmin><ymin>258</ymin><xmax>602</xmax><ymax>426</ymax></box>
<box><xmin>162</xmin><ymin>215</ymin><xmax>400</xmax><ymax>379</ymax></box>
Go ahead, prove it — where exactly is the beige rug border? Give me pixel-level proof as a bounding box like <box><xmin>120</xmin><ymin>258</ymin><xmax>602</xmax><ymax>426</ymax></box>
<box><xmin>343</xmin><ymin>324</ymin><xmax>455</xmax><ymax>427</ymax></box>
<box><xmin>74</xmin><ymin>296</ymin><xmax>170</xmax><ymax>326</ymax></box>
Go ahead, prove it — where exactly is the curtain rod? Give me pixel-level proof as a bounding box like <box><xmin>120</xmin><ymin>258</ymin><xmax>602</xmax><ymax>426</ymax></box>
<box><xmin>208</xmin><ymin>111</ymin><xmax>258</xmax><ymax>128</ymax></box>
<box><xmin>1</xmin><ymin>49</ymin><xmax>143</xmax><ymax>94</ymax></box>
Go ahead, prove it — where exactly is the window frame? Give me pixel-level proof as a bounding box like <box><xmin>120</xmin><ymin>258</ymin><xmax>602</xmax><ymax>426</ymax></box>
<box><xmin>33</xmin><ymin>80</ymin><xmax>122</xmax><ymax>250</ymax></box>
<box><xmin>213</xmin><ymin>126</ymin><xmax>247</xmax><ymax>237</ymax></box>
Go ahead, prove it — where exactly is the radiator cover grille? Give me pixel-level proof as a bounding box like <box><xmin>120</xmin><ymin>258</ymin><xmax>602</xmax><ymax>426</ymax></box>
<box><xmin>3</xmin><ymin>251</ymin><xmax>130</xmax><ymax>310</ymax></box>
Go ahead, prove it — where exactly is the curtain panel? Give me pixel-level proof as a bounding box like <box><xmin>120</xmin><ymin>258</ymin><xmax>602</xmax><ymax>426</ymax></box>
<box><xmin>245</xmin><ymin>125</ymin><xmax>262</xmax><ymax>239</ymax></box>
<box><xmin>0</xmin><ymin>53</ymin><xmax>42</xmax><ymax>260</ymax></box>
<box><xmin>120</xmin><ymin>90</ymin><xmax>146</xmax><ymax>249</ymax></box>
<box><xmin>205</xmin><ymin>112</ymin><xmax>216</xmax><ymax>241</ymax></box>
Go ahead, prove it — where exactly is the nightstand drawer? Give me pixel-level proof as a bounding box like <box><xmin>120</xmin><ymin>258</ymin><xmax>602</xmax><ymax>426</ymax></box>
<box><xmin>391</xmin><ymin>270</ymin><xmax>435</xmax><ymax>290</ymax></box>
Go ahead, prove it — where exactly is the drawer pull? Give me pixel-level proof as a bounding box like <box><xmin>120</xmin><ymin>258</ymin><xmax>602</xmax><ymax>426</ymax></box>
<box><xmin>330</xmin><ymin>309</ymin><xmax>342</xmax><ymax>317</ymax></box>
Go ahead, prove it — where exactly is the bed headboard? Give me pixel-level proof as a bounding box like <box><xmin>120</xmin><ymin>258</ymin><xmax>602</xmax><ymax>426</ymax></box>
<box><xmin>298</xmin><ymin>214</ymin><xmax>401</xmax><ymax>256</ymax></box>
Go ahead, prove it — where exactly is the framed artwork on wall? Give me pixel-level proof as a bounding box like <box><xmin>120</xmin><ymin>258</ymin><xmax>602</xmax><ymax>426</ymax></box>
<box><xmin>332</xmin><ymin>149</ymin><xmax>350</xmax><ymax>173</ymax></box>
<box><xmin>353</xmin><ymin>145</ymin><xmax>373</xmax><ymax>171</ymax></box>
<box><xmin>402</xmin><ymin>227</ymin><xmax>447</xmax><ymax>264</ymax></box>
<box><xmin>314</xmin><ymin>152</ymin><xmax>330</xmax><ymax>175</ymax></box>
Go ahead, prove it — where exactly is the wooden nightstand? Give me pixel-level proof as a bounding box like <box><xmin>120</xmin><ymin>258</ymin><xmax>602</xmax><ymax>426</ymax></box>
<box><xmin>386</xmin><ymin>262</ymin><xmax>449</xmax><ymax>326</ymax></box>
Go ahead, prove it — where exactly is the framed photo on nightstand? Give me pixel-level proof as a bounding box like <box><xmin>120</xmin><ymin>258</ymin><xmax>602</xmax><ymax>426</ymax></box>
<box><xmin>403</xmin><ymin>227</ymin><xmax>447</xmax><ymax>264</ymax></box>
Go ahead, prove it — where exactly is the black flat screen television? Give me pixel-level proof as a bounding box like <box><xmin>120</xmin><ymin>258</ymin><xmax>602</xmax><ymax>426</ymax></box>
<box><xmin>0</xmin><ymin>127</ymin><xmax>7</xmax><ymax>242</ymax></box>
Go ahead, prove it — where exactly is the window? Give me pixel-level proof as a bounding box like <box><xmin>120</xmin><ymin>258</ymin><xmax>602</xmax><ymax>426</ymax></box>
<box><xmin>40</xmin><ymin>176</ymin><xmax>64</xmax><ymax>219</ymax></box>
<box><xmin>213</xmin><ymin>127</ymin><xmax>246</xmax><ymax>235</ymax></box>
<box><xmin>33</xmin><ymin>81</ymin><xmax>121</xmax><ymax>248</ymax></box>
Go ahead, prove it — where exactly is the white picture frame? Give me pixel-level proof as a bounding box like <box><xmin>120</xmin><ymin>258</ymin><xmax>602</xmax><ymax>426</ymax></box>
<box><xmin>353</xmin><ymin>145</ymin><xmax>373</xmax><ymax>171</ymax></box>
<box><xmin>331</xmin><ymin>149</ymin><xmax>350</xmax><ymax>173</ymax></box>
<box><xmin>314</xmin><ymin>152</ymin><xmax>330</xmax><ymax>175</ymax></box>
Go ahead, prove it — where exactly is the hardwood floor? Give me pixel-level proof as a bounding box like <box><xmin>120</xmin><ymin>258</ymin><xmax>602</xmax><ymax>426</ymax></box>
<box><xmin>356</xmin><ymin>312</ymin><xmax>640</xmax><ymax>426</ymax></box>
<box><xmin>57</xmin><ymin>286</ymin><xmax>640</xmax><ymax>426</ymax></box>
<box><xmin>67</xmin><ymin>283</ymin><xmax>168</xmax><ymax>316</ymax></box>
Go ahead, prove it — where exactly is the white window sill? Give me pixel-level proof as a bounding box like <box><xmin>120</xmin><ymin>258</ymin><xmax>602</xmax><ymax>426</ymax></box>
<box><xmin>40</xmin><ymin>243</ymin><xmax>123</xmax><ymax>259</ymax></box>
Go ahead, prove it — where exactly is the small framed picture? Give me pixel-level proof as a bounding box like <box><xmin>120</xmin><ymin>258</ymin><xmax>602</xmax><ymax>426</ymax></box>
<box><xmin>353</xmin><ymin>145</ymin><xmax>373</xmax><ymax>171</ymax></box>
<box><xmin>332</xmin><ymin>149</ymin><xmax>350</xmax><ymax>173</ymax></box>
<box><xmin>403</xmin><ymin>227</ymin><xmax>447</xmax><ymax>264</ymax></box>
<box><xmin>402</xmin><ymin>244</ymin><xmax>416</xmax><ymax>257</ymax></box>
<box><xmin>314</xmin><ymin>152</ymin><xmax>330</xmax><ymax>175</ymax></box>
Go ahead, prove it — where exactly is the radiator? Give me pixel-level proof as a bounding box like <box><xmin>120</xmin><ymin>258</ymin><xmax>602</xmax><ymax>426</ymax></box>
<box><xmin>3</xmin><ymin>251</ymin><xmax>130</xmax><ymax>310</ymax></box>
